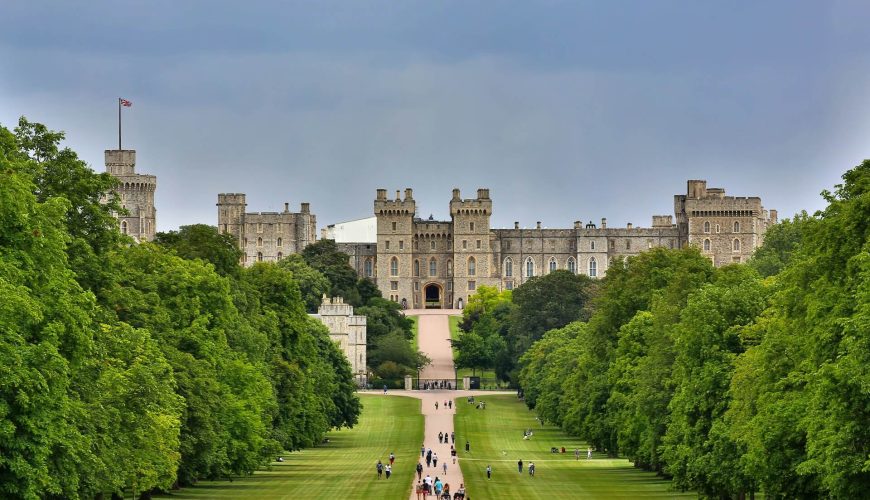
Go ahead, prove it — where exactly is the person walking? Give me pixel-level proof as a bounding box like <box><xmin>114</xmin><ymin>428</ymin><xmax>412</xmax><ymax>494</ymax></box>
<box><xmin>451</xmin><ymin>431</ymin><xmax>455</xmax><ymax>444</ymax></box>
<box><xmin>442</xmin><ymin>461</ymin><xmax>447</xmax><ymax>475</ymax></box>
<box><xmin>415</xmin><ymin>480</ymin><xmax>424</xmax><ymax>500</ymax></box>
<box><xmin>417</xmin><ymin>461</ymin><xmax>424</xmax><ymax>479</ymax></box>
<box><xmin>587</xmin><ymin>447</ymin><xmax>592</xmax><ymax>459</ymax></box>
<box><xmin>434</xmin><ymin>478</ymin><xmax>443</xmax><ymax>497</ymax></box>
<box><xmin>529</xmin><ymin>462</ymin><xmax>536</xmax><ymax>477</ymax></box>
<box><xmin>451</xmin><ymin>446</ymin><xmax>457</xmax><ymax>464</ymax></box>
<box><xmin>389</xmin><ymin>451</ymin><xmax>395</xmax><ymax>465</ymax></box>
<box><xmin>449</xmin><ymin>400</ymin><xmax>453</xmax><ymax>409</ymax></box>
<box><xmin>486</xmin><ymin>464</ymin><xmax>492</xmax><ymax>480</ymax></box>
<box><xmin>383</xmin><ymin>384</ymin><xmax>388</xmax><ymax>394</ymax></box>
<box><xmin>385</xmin><ymin>464</ymin><xmax>392</xmax><ymax>479</ymax></box>
<box><xmin>438</xmin><ymin>431</ymin><xmax>444</xmax><ymax>444</ymax></box>
<box><xmin>422</xmin><ymin>444</ymin><xmax>426</xmax><ymax>458</ymax></box>
<box><xmin>433</xmin><ymin>453</ymin><xmax>438</xmax><ymax>468</ymax></box>
<box><xmin>435</xmin><ymin>401</ymin><xmax>439</xmax><ymax>410</ymax></box>
<box><xmin>426</xmin><ymin>452</ymin><xmax>432</xmax><ymax>468</ymax></box>
<box><xmin>376</xmin><ymin>460</ymin><xmax>383</xmax><ymax>479</ymax></box>
<box><xmin>575</xmin><ymin>448</ymin><xmax>580</xmax><ymax>460</ymax></box>
<box><xmin>518</xmin><ymin>458</ymin><xmax>523</xmax><ymax>473</ymax></box>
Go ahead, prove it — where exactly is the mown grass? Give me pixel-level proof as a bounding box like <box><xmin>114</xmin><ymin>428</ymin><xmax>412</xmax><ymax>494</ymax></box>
<box><xmin>158</xmin><ymin>395</ymin><xmax>423</xmax><ymax>499</ymax></box>
<box><xmin>454</xmin><ymin>395</ymin><xmax>694</xmax><ymax>499</ymax></box>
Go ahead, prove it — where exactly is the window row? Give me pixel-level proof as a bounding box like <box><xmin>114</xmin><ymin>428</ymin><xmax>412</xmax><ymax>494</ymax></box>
<box><xmin>503</xmin><ymin>256</ymin><xmax>596</xmax><ymax>278</ymax></box>
<box><xmin>703</xmin><ymin>221</ymin><xmax>742</xmax><ymax>234</ymax></box>
<box><xmin>702</xmin><ymin>238</ymin><xmax>742</xmax><ymax>252</ymax></box>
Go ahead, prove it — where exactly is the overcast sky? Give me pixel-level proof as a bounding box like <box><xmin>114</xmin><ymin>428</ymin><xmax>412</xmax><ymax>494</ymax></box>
<box><xmin>2</xmin><ymin>1</ymin><xmax>869</xmax><ymax>231</ymax></box>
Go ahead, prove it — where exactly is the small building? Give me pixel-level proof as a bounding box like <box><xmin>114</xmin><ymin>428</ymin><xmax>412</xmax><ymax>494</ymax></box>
<box><xmin>309</xmin><ymin>295</ymin><xmax>367</xmax><ymax>386</ymax></box>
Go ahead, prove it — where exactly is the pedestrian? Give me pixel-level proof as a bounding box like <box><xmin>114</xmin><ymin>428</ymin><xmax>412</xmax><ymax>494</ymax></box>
<box><xmin>415</xmin><ymin>480</ymin><xmax>424</xmax><ymax>500</ymax></box>
<box><xmin>383</xmin><ymin>384</ymin><xmax>388</xmax><ymax>394</ymax></box>
<box><xmin>433</xmin><ymin>453</ymin><xmax>438</xmax><ymax>468</ymax></box>
<box><xmin>435</xmin><ymin>401</ymin><xmax>439</xmax><ymax>410</ymax></box>
<box><xmin>422</xmin><ymin>444</ymin><xmax>426</xmax><ymax>458</ymax></box>
<box><xmin>529</xmin><ymin>462</ymin><xmax>535</xmax><ymax>477</ymax></box>
<box><xmin>518</xmin><ymin>458</ymin><xmax>523</xmax><ymax>473</ymax></box>
<box><xmin>575</xmin><ymin>448</ymin><xmax>580</xmax><ymax>460</ymax></box>
<box><xmin>389</xmin><ymin>451</ymin><xmax>395</xmax><ymax>465</ymax></box>
<box><xmin>377</xmin><ymin>460</ymin><xmax>383</xmax><ymax>479</ymax></box>
<box><xmin>385</xmin><ymin>464</ymin><xmax>392</xmax><ymax>479</ymax></box>
<box><xmin>587</xmin><ymin>447</ymin><xmax>592</xmax><ymax>459</ymax></box>
<box><xmin>451</xmin><ymin>446</ymin><xmax>457</xmax><ymax>464</ymax></box>
<box><xmin>486</xmin><ymin>464</ymin><xmax>492</xmax><ymax>480</ymax></box>
<box><xmin>443</xmin><ymin>483</ymin><xmax>450</xmax><ymax>499</ymax></box>
<box><xmin>451</xmin><ymin>431</ymin><xmax>455</xmax><ymax>443</ymax></box>
<box><xmin>442</xmin><ymin>461</ymin><xmax>447</xmax><ymax>475</ymax></box>
<box><xmin>426</xmin><ymin>453</ymin><xmax>432</xmax><ymax>468</ymax></box>
<box><xmin>417</xmin><ymin>461</ymin><xmax>424</xmax><ymax>479</ymax></box>
<box><xmin>449</xmin><ymin>400</ymin><xmax>452</xmax><ymax>409</ymax></box>
<box><xmin>424</xmin><ymin>475</ymin><xmax>432</xmax><ymax>496</ymax></box>
<box><xmin>439</xmin><ymin>431</ymin><xmax>444</xmax><ymax>443</ymax></box>
<box><xmin>434</xmin><ymin>478</ymin><xmax>443</xmax><ymax>497</ymax></box>
<box><xmin>456</xmin><ymin>483</ymin><xmax>466</xmax><ymax>499</ymax></box>
<box><xmin>465</xmin><ymin>440</ymin><xmax>470</xmax><ymax>452</ymax></box>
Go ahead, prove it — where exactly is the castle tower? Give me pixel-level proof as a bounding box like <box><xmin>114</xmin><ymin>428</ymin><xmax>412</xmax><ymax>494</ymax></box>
<box><xmin>217</xmin><ymin>193</ymin><xmax>247</xmax><ymax>255</ymax></box>
<box><xmin>106</xmin><ymin>149</ymin><xmax>157</xmax><ymax>242</ymax></box>
<box><xmin>450</xmin><ymin>188</ymin><xmax>495</xmax><ymax>308</ymax></box>
<box><xmin>374</xmin><ymin>188</ymin><xmax>415</xmax><ymax>306</ymax></box>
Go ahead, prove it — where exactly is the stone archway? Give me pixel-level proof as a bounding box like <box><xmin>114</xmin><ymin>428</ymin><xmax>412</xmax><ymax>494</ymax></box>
<box><xmin>424</xmin><ymin>283</ymin><xmax>442</xmax><ymax>309</ymax></box>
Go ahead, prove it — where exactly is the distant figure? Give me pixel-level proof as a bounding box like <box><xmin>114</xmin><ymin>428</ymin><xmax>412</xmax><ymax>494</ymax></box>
<box><xmin>377</xmin><ymin>460</ymin><xmax>383</xmax><ymax>479</ymax></box>
<box><xmin>383</xmin><ymin>384</ymin><xmax>388</xmax><ymax>394</ymax></box>
<box><xmin>486</xmin><ymin>464</ymin><xmax>492</xmax><ymax>480</ymax></box>
<box><xmin>518</xmin><ymin>459</ymin><xmax>523</xmax><ymax>473</ymax></box>
<box><xmin>439</xmin><ymin>431</ymin><xmax>444</xmax><ymax>443</ymax></box>
<box><xmin>385</xmin><ymin>464</ymin><xmax>392</xmax><ymax>479</ymax></box>
<box><xmin>417</xmin><ymin>461</ymin><xmax>424</xmax><ymax>479</ymax></box>
<box><xmin>415</xmin><ymin>480</ymin><xmax>424</xmax><ymax>500</ymax></box>
<box><xmin>436</xmin><ymin>401</ymin><xmax>439</xmax><ymax>410</ymax></box>
<box><xmin>442</xmin><ymin>461</ymin><xmax>447</xmax><ymax>475</ymax></box>
<box><xmin>451</xmin><ymin>431</ymin><xmax>455</xmax><ymax>443</ymax></box>
<box><xmin>529</xmin><ymin>462</ymin><xmax>536</xmax><ymax>477</ymax></box>
<box><xmin>587</xmin><ymin>447</ymin><xmax>592</xmax><ymax>459</ymax></box>
<box><xmin>389</xmin><ymin>451</ymin><xmax>395</xmax><ymax>465</ymax></box>
<box><xmin>465</xmin><ymin>440</ymin><xmax>470</xmax><ymax>452</ymax></box>
<box><xmin>575</xmin><ymin>448</ymin><xmax>580</xmax><ymax>460</ymax></box>
<box><xmin>433</xmin><ymin>453</ymin><xmax>438</xmax><ymax>468</ymax></box>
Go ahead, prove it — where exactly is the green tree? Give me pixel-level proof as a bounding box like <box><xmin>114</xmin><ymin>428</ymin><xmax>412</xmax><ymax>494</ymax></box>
<box><xmin>301</xmin><ymin>239</ymin><xmax>362</xmax><ymax>305</ymax></box>
<box><xmin>155</xmin><ymin>224</ymin><xmax>243</xmax><ymax>277</ymax></box>
<box><xmin>277</xmin><ymin>254</ymin><xmax>331</xmax><ymax>312</ymax></box>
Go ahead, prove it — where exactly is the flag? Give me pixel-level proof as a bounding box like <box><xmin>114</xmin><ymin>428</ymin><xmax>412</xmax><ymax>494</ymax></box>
<box><xmin>120</xmin><ymin>98</ymin><xmax>132</xmax><ymax>107</ymax></box>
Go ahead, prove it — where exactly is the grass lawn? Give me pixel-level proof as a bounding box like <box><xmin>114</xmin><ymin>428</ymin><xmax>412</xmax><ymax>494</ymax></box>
<box><xmin>158</xmin><ymin>394</ymin><xmax>423</xmax><ymax>499</ymax></box>
<box><xmin>409</xmin><ymin>315</ymin><xmax>419</xmax><ymax>350</ymax></box>
<box><xmin>454</xmin><ymin>395</ymin><xmax>694</xmax><ymax>499</ymax></box>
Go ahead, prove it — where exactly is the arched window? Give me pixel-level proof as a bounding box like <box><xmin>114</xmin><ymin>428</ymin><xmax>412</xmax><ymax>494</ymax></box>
<box><xmin>429</xmin><ymin>258</ymin><xmax>437</xmax><ymax>277</ymax></box>
<box><xmin>257</xmin><ymin>237</ymin><xmax>263</xmax><ymax>247</ymax></box>
<box><xmin>447</xmin><ymin>260</ymin><xmax>453</xmax><ymax>277</ymax></box>
<box><xmin>413</xmin><ymin>260</ymin><xmax>420</xmax><ymax>277</ymax></box>
<box><xmin>525</xmin><ymin>257</ymin><xmax>535</xmax><ymax>277</ymax></box>
<box><xmin>277</xmin><ymin>252</ymin><xmax>283</xmax><ymax>260</ymax></box>
<box><xmin>120</xmin><ymin>220</ymin><xmax>128</xmax><ymax>235</ymax></box>
<box><xmin>430</xmin><ymin>240</ymin><xmax>436</xmax><ymax>250</ymax></box>
<box><xmin>590</xmin><ymin>241</ymin><xmax>595</xmax><ymax>250</ymax></box>
<box><xmin>703</xmin><ymin>238</ymin><xmax>711</xmax><ymax>251</ymax></box>
<box><xmin>277</xmin><ymin>237</ymin><xmax>283</xmax><ymax>247</ymax></box>
<box><xmin>390</xmin><ymin>257</ymin><xmax>399</xmax><ymax>276</ymax></box>
<box><xmin>567</xmin><ymin>257</ymin><xmax>576</xmax><ymax>274</ymax></box>
<box><xmin>733</xmin><ymin>238</ymin><xmax>740</xmax><ymax>252</ymax></box>
<box><xmin>257</xmin><ymin>252</ymin><xmax>263</xmax><ymax>262</ymax></box>
<box><xmin>504</xmin><ymin>258</ymin><xmax>513</xmax><ymax>277</ymax></box>
<box><xmin>704</xmin><ymin>221</ymin><xmax>710</xmax><ymax>233</ymax></box>
<box><xmin>364</xmin><ymin>258</ymin><xmax>373</xmax><ymax>277</ymax></box>
<box><xmin>549</xmin><ymin>257</ymin><xmax>557</xmax><ymax>273</ymax></box>
<box><xmin>589</xmin><ymin>257</ymin><xmax>597</xmax><ymax>278</ymax></box>
<box><xmin>468</xmin><ymin>257</ymin><xmax>476</xmax><ymax>276</ymax></box>
<box><xmin>733</xmin><ymin>221</ymin><xmax>740</xmax><ymax>232</ymax></box>
<box><xmin>716</xmin><ymin>224</ymin><xmax>721</xmax><ymax>233</ymax></box>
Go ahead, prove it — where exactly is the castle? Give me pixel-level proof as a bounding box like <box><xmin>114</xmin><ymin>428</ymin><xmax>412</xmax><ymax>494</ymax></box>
<box><xmin>104</xmin><ymin>149</ymin><xmax>157</xmax><ymax>242</ymax></box>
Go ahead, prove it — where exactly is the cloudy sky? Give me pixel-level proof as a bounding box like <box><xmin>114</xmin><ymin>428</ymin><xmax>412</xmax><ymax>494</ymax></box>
<box><xmin>2</xmin><ymin>1</ymin><xmax>869</xmax><ymax>231</ymax></box>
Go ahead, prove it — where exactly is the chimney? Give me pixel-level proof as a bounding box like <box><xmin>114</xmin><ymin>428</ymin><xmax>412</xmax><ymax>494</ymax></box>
<box><xmin>477</xmin><ymin>188</ymin><xmax>490</xmax><ymax>199</ymax></box>
<box><xmin>376</xmin><ymin>189</ymin><xmax>387</xmax><ymax>200</ymax></box>
<box><xmin>514</xmin><ymin>221</ymin><xmax>520</xmax><ymax>229</ymax></box>
<box><xmin>301</xmin><ymin>202</ymin><xmax>310</xmax><ymax>213</ymax></box>
<box><xmin>627</xmin><ymin>222</ymin><xmax>633</xmax><ymax>229</ymax></box>
<box><xmin>396</xmin><ymin>190</ymin><xmax>401</xmax><ymax>201</ymax></box>
<box><xmin>770</xmin><ymin>209</ymin><xmax>778</xmax><ymax>223</ymax></box>
<box><xmin>574</xmin><ymin>221</ymin><xmax>581</xmax><ymax>229</ymax></box>
<box><xmin>536</xmin><ymin>221</ymin><xmax>542</xmax><ymax>229</ymax></box>
<box><xmin>601</xmin><ymin>218</ymin><xmax>607</xmax><ymax>229</ymax></box>
<box><xmin>452</xmin><ymin>188</ymin><xmax>461</xmax><ymax>201</ymax></box>
<box><xmin>284</xmin><ymin>202</ymin><xmax>289</xmax><ymax>212</ymax></box>
<box><xmin>404</xmin><ymin>188</ymin><xmax>413</xmax><ymax>200</ymax></box>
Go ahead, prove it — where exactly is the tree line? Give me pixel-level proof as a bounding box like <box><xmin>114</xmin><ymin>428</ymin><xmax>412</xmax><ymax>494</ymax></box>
<box><xmin>457</xmin><ymin>162</ymin><xmax>869</xmax><ymax>498</ymax></box>
<box><xmin>0</xmin><ymin>118</ymin><xmax>365</xmax><ymax>499</ymax></box>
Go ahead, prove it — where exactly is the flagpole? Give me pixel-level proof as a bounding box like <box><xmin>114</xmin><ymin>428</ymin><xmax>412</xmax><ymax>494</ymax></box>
<box><xmin>118</xmin><ymin>97</ymin><xmax>122</xmax><ymax>150</ymax></box>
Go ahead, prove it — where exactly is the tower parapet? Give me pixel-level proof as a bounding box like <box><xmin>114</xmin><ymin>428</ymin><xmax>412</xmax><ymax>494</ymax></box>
<box><xmin>105</xmin><ymin>149</ymin><xmax>157</xmax><ymax>242</ymax></box>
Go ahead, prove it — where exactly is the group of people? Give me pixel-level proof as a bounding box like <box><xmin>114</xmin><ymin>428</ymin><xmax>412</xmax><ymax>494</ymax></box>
<box><xmin>421</xmin><ymin>380</ymin><xmax>453</xmax><ymax>390</ymax></box>
<box><xmin>438</xmin><ymin>431</ymin><xmax>455</xmax><ymax>444</ymax></box>
<box><xmin>375</xmin><ymin>454</ymin><xmax>395</xmax><ymax>480</ymax></box>
<box><xmin>415</xmin><ymin>476</ymin><xmax>466</xmax><ymax>499</ymax></box>
<box><xmin>516</xmin><ymin>459</ymin><xmax>536</xmax><ymax>477</ymax></box>
<box><xmin>434</xmin><ymin>400</ymin><xmax>453</xmax><ymax>410</ymax></box>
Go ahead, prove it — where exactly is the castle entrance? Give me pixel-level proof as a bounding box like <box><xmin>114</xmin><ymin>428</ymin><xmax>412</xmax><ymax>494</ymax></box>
<box><xmin>424</xmin><ymin>283</ymin><xmax>442</xmax><ymax>309</ymax></box>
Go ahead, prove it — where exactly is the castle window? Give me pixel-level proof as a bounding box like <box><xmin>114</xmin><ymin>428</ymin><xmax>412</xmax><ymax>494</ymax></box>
<box><xmin>704</xmin><ymin>238</ymin><xmax>711</xmax><ymax>251</ymax></box>
<box><xmin>468</xmin><ymin>257</ymin><xmax>476</xmax><ymax>276</ymax></box>
<box><xmin>430</xmin><ymin>240</ymin><xmax>436</xmax><ymax>250</ymax></box>
<box><xmin>470</xmin><ymin>222</ymin><xmax>475</xmax><ymax>231</ymax></box>
<box><xmin>399</xmin><ymin>240</ymin><xmax>404</xmax><ymax>250</ymax></box>
<box><xmin>385</xmin><ymin>240</ymin><xmax>390</xmax><ymax>250</ymax></box>
<box><xmin>244</xmin><ymin>238</ymin><xmax>248</xmax><ymax>247</ymax></box>
<box><xmin>476</xmin><ymin>239</ymin><xmax>481</xmax><ymax>249</ymax></box>
<box><xmin>447</xmin><ymin>281</ymin><xmax>453</xmax><ymax>291</ymax></box>
<box><xmin>415</xmin><ymin>282</ymin><xmax>419</xmax><ymax>291</ymax></box>
<box><xmin>414</xmin><ymin>260</ymin><xmax>420</xmax><ymax>277</ymax></box>
<box><xmin>390</xmin><ymin>281</ymin><xmax>398</xmax><ymax>291</ymax></box>
<box><xmin>732</xmin><ymin>256</ymin><xmax>741</xmax><ymax>263</ymax></box>
<box><xmin>392</xmin><ymin>221</ymin><xmax>397</xmax><ymax>231</ymax></box>
<box><xmin>704</xmin><ymin>221</ymin><xmax>710</xmax><ymax>233</ymax></box>
<box><xmin>734</xmin><ymin>221</ymin><xmax>740</xmax><ymax>232</ymax></box>
<box><xmin>733</xmin><ymin>238</ymin><xmax>741</xmax><ymax>252</ymax></box>
<box><xmin>525</xmin><ymin>257</ymin><xmax>535</xmax><ymax>277</ymax></box>
<box><xmin>257</xmin><ymin>223</ymin><xmax>263</xmax><ymax>233</ymax></box>
<box><xmin>625</xmin><ymin>240</ymin><xmax>631</xmax><ymax>250</ymax></box>
<box><xmin>390</xmin><ymin>257</ymin><xmax>399</xmax><ymax>276</ymax></box>
<box><xmin>462</xmin><ymin>240</ymin><xmax>467</xmax><ymax>249</ymax></box>
<box><xmin>589</xmin><ymin>257</ymin><xmax>597</xmax><ymax>278</ymax></box>
<box><xmin>567</xmin><ymin>257</ymin><xmax>576</xmax><ymax>274</ymax></box>
<box><xmin>447</xmin><ymin>260</ymin><xmax>453</xmax><ymax>277</ymax></box>
<box><xmin>609</xmin><ymin>240</ymin><xmax>615</xmax><ymax>250</ymax></box>
<box><xmin>716</xmin><ymin>224</ymin><xmax>721</xmax><ymax>233</ymax></box>
<box><xmin>504</xmin><ymin>258</ymin><xmax>513</xmax><ymax>277</ymax></box>
<box><xmin>257</xmin><ymin>252</ymin><xmax>263</xmax><ymax>262</ymax></box>
<box><xmin>120</xmin><ymin>220</ymin><xmax>128</xmax><ymax>235</ymax></box>
<box><xmin>257</xmin><ymin>237</ymin><xmax>263</xmax><ymax>247</ymax></box>
<box><xmin>549</xmin><ymin>257</ymin><xmax>557</xmax><ymax>273</ymax></box>
<box><xmin>505</xmin><ymin>240</ymin><xmax>511</xmax><ymax>250</ymax></box>
<box><xmin>277</xmin><ymin>237</ymin><xmax>283</xmax><ymax>247</ymax></box>
<box><xmin>590</xmin><ymin>241</ymin><xmax>595</xmax><ymax>250</ymax></box>
<box><xmin>277</xmin><ymin>252</ymin><xmax>283</xmax><ymax>260</ymax></box>
<box><xmin>364</xmin><ymin>258</ymin><xmax>373</xmax><ymax>277</ymax></box>
<box><xmin>468</xmin><ymin>280</ymin><xmax>476</xmax><ymax>291</ymax></box>
<box><xmin>427</xmin><ymin>258</ymin><xmax>436</xmax><ymax>277</ymax></box>
<box><xmin>505</xmin><ymin>281</ymin><xmax>513</xmax><ymax>290</ymax></box>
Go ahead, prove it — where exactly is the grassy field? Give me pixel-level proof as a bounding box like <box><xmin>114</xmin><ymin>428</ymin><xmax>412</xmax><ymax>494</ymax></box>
<box><xmin>158</xmin><ymin>395</ymin><xmax>423</xmax><ymax>499</ymax></box>
<box><xmin>454</xmin><ymin>395</ymin><xmax>693</xmax><ymax>499</ymax></box>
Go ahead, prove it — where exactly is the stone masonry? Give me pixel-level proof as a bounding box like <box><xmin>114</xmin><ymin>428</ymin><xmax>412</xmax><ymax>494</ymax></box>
<box><xmin>105</xmin><ymin>149</ymin><xmax>157</xmax><ymax>242</ymax></box>
<box><xmin>309</xmin><ymin>296</ymin><xmax>367</xmax><ymax>385</ymax></box>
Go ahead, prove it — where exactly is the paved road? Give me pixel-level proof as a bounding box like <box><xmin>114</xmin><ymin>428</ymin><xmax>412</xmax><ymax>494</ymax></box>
<box><xmin>374</xmin><ymin>309</ymin><xmax>512</xmax><ymax>500</ymax></box>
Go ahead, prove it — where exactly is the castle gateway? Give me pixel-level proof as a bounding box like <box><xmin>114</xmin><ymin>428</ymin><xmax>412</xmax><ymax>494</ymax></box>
<box><xmin>331</xmin><ymin>181</ymin><xmax>776</xmax><ymax>309</ymax></box>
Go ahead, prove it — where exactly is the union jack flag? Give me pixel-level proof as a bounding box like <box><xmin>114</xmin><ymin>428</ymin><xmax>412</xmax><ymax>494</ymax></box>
<box><xmin>120</xmin><ymin>98</ymin><xmax>132</xmax><ymax>107</ymax></box>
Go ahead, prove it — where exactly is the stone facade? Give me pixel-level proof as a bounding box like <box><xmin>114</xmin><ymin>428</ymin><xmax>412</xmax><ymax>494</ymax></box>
<box><xmin>309</xmin><ymin>296</ymin><xmax>367</xmax><ymax>384</ymax></box>
<box><xmin>216</xmin><ymin>194</ymin><xmax>317</xmax><ymax>266</ymax></box>
<box><xmin>339</xmin><ymin>181</ymin><xmax>776</xmax><ymax>309</ymax></box>
<box><xmin>105</xmin><ymin>149</ymin><xmax>157</xmax><ymax>242</ymax></box>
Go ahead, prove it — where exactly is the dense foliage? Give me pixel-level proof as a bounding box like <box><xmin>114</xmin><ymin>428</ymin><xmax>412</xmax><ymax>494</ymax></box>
<box><xmin>0</xmin><ymin>119</ymin><xmax>360</xmax><ymax>499</ymax></box>
<box><xmin>517</xmin><ymin>162</ymin><xmax>870</xmax><ymax>498</ymax></box>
